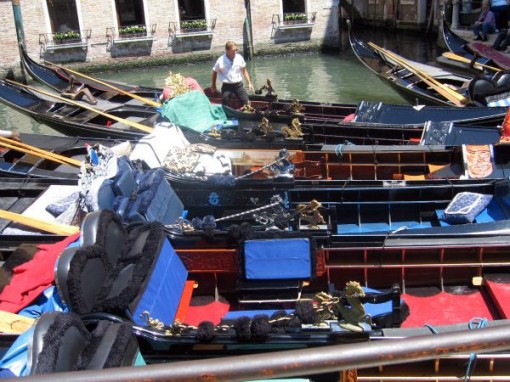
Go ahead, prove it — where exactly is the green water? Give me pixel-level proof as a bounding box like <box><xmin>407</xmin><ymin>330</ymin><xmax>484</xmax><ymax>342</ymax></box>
<box><xmin>0</xmin><ymin>29</ymin><xmax>442</xmax><ymax>135</ymax></box>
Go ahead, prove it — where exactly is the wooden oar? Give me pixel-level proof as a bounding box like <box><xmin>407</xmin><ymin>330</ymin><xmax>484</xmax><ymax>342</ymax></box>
<box><xmin>0</xmin><ymin>209</ymin><xmax>79</xmax><ymax>235</ymax></box>
<box><xmin>5</xmin><ymin>79</ymin><xmax>154</xmax><ymax>134</ymax></box>
<box><xmin>48</xmin><ymin>62</ymin><xmax>162</xmax><ymax>107</ymax></box>
<box><xmin>0</xmin><ymin>136</ymin><xmax>81</xmax><ymax>167</ymax></box>
<box><xmin>442</xmin><ymin>52</ymin><xmax>501</xmax><ymax>73</ymax></box>
<box><xmin>368</xmin><ymin>42</ymin><xmax>469</xmax><ymax>107</ymax></box>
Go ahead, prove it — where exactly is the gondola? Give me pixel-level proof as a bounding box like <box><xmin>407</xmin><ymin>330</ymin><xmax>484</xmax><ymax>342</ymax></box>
<box><xmin>440</xmin><ymin>17</ymin><xmax>495</xmax><ymax>71</ymax></box>
<box><xmin>437</xmin><ymin>18</ymin><xmax>497</xmax><ymax>74</ymax></box>
<box><xmin>20</xmin><ymin>45</ymin><xmax>510</xmax><ymax>126</ymax></box>
<box><xmin>442</xmin><ymin>17</ymin><xmax>472</xmax><ymax>56</ymax></box>
<box><xmin>442</xmin><ymin>17</ymin><xmax>506</xmax><ymax>68</ymax></box>
<box><xmin>0</xmin><ymin>79</ymin><xmax>432</xmax><ymax>145</ymax></box>
<box><xmin>348</xmin><ymin>22</ymin><xmax>490</xmax><ymax>107</ymax></box>
<box><xmin>2</xmin><ymin>162</ymin><xmax>510</xmax><ymax>255</ymax></box>
<box><xmin>1</xmin><ymin>207</ymin><xmax>510</xmax><ymax>378</ymax></box>
<box><xmin>0</xmin><ymin>128</ymin><xmax>507</xmax><ymax>182</ymax></box>
<box><xmin>1</xmin><ymin>79</ymin><xmax>509</xmax><ymax>148</ymax></box>
<box><xmin>19</xmin><ymin>45</ymin><xmax>353</xmax><ymax>125</ymax></box>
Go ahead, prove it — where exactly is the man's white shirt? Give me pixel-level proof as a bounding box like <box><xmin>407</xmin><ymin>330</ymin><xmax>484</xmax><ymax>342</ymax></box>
<box><xmin>213</xmin><ymin>54</ymin><xmax>246</xmax><ymax>84</ymax></box>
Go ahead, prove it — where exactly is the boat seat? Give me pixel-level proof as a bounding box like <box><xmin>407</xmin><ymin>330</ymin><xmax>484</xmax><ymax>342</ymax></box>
<box><xmin>94</xmin><ymin>157</ymin><xmax>184</xmax><ymax>225</ymax></box>
<box><xmin>435</xmin><ymin>197</ymin><xmax>506</xmax><ymax>226</ymax></box>
<box><xmin>55</xmin><ymin>210</ymin><xmax>189</xmax><ymax>326</ymax></box>
<box><xmin>27</xmin><ymin>311</ymin><xmax>138</xmax><ymax>374</ymax></box>
<box><xmin>236</xmin><ymin>235</ymin><xmax>314</xmax><ymax>304</ymax></box>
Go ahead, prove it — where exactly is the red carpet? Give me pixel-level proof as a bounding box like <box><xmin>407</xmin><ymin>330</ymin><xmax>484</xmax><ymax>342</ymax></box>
<box><xmin>184</xmin><ymin>300</ymin><xmax>230</xmax><ymax>326</ymax></box>
<box><xmin>485</xmin><ymin>280</ymin><xmax>510</xmax><ymax>318</ymax></box>
<box><xmin>401</xmin><ymin>291</ymin><xmax>495</xmax><ymax>328</ymax></box>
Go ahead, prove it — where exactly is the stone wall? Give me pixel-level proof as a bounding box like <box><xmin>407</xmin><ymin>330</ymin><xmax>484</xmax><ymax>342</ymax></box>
<box><xmin>1</xmin><ymin>0</ymin><xmax>340</xmax><ymax>76</ymax></box>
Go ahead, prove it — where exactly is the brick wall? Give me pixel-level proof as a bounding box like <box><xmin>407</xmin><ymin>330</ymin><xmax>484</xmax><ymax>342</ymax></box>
<box><xmin>0</xmin><ymin>0</ymin><xmax>340</xmax><ymax>75</ymax></box>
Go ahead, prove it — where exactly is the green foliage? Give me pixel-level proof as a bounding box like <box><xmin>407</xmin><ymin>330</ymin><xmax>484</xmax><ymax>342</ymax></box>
<box><xmin>181</xmin><ymin>20</ymin><xmax>207</xmax><ymax>30</ymax></box>
<box><xmin>53</xmin><ymin>31</ymin><xmax>80</xmax><ymax>41</ymax></box>
<box><xmin>283</xmin><ymin>13</ymin><xmax>308</xmax><ymax>22</ymax></box>
<box><xmin>118</xmin><ymin>25</ymin><xmax>147</xmax><ymax>35</ymax></box>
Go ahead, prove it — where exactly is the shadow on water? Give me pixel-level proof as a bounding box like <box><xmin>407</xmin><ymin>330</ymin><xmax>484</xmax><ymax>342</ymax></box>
<box><xmin>1</xmin><ymin>28</ymin><xmax>443</xmax><ymax>134</ymax></box>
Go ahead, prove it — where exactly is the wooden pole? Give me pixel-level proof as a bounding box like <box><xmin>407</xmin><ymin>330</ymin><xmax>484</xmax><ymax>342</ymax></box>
<box><xmin>442</xmin><ymin>51</ymin><xmax>501</xmax><ymax>72</ymax></box>
<box><xmin>0</xmin><ymin>209</ymin><xmax>79</xmax><ymax>235</ymax></box>
<box><xmin>5</xmin><ymin>79</ymin><xmax>154</xmax><ymax>133</ymax></box>
<box><xmin>368</xmin><ymin>42</ymin><xmax>469</xmax><ymax>106</ymax></box>
<box><xmin>11</xmin><ymin>0</ymin><xmax>27</xmax><ymax>84</ymax></box>
<box><xmin>0</xmin><ymin>136</ymin><xmax>82</xmax><ymax>167</ymax></box>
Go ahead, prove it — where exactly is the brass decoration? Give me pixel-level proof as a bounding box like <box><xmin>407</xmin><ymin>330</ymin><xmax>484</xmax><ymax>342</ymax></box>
<box><xmin>296</xmin><ymin>199</ymin><xmax>325</xmax><ymax>229</ymax></box>
<box><xmin>282</xmin><ymin>118</ymin><xmax>304</xmax><ymax>139</ymax></box>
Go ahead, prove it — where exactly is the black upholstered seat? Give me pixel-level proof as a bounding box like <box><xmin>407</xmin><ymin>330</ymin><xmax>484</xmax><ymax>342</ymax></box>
<box><xmin>27</xmin><ymin>311</ymin><xmax>138</xmax><ymax>374</ymax></box>
<box><xmin>55</xmin><ymin>210</ymin><xmax>188</xmax><ymax>326</ymax></box>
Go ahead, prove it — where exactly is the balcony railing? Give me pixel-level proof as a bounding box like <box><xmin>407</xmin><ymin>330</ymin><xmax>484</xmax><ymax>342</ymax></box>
<box><xmin>169</xmin><ymin>18</ymin><xmax>216</xmax><ymax>37</ymax></box>
<box><xmin>106</xmin><ymin>24</ymin><xmax>156</xmax><ymax>43</ymax></box>
<box><xmin>272</xmin><ymin>12</ymin><xmax>316</xmax><ymax>29</ymax></box>
<box><xmin>39</xmin><ymin>29</ymin><xmax>91</xmax><ymax>50</ymax></box>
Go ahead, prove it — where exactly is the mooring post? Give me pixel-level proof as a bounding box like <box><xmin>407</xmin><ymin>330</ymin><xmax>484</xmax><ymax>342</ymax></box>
<box><xmin>11</xmin><ymin>0</ymin><xmax>27</xmax><ymax>83</ymax></box>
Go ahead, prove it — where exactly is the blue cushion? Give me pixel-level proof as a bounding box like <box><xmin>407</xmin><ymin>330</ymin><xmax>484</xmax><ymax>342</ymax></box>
<box><xmin>130</xmin><ymin>239</ymin><xmax>188</xmax><ymax>325</ymax></box>
<box><xmin>244</xmin><ymin>238</ymin><xmax>311</xmax><ymax>280</ymax></box>
<box><xmin>126</xmin><ymin>169</ymin><xmax>184</xmax><ymax>224</ymax></box>
<box><xmin>443</xmin><ymin>192</ymin><xmax>493</xmax><ymax>224</ymax></box>
<box><xmin>112</xmin><ymin>169</ymin><xmax>137</xmax><ymax>197</ymax></box>
<box><xmin>96</xmin><ymin>179</ymin><xmax>115</xmax><ymax>210</ymax></box>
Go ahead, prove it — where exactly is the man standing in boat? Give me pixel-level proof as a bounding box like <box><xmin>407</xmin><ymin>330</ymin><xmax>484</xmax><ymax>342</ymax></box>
<box><xmin>211</xmin><ymin>41</ymin><xmax>254</xmax><ymax>106</ymax></box>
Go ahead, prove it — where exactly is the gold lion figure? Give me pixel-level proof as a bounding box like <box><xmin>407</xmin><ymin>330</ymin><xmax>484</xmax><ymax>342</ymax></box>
<box><xmin>282</xmin><ymin>118</ymin><xmax>304</xmax><ymax>139</ymax></box>
<box><xmin>296</xmin><ymin>199</ymin><xmax>325</xmax><ymax>229</ymax></box>
<box><xmin>337</xmin><ymin>281</ymin><xmax>372</xmax><ymax>332</ymax></box>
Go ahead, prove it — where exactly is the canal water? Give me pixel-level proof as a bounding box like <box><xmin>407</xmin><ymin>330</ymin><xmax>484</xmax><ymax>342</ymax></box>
<box><xmin>1</xmin><ymin>28</ymin><xmax>443</xmax><ymax>135</ymax></box>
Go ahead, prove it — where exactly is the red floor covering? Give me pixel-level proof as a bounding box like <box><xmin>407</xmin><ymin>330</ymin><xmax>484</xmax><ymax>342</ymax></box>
<box><xmin>485</xmin><ymin>280</ymin><xmax>510</xmax><ymax>319</ymax></box>
<box><xmin>184</xmin><ymin>300</ymin><xmax>230</xmax><ymax>326</ymax></box>
<box><xmin>401</xmin><ymin>291</ymin><xmax>496</xmax><ymax>328</ymax></box>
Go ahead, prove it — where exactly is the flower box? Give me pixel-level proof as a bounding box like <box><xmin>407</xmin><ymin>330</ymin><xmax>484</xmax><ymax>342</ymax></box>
<box><xmin>283</xmin><ymin>13</ymin><xmax>308</xmax><ymax>25</ymax></box>
<box><xmin>118</xmin><ymin>26</ymin><xmax>147</xmax><ymax>38</ymax></box>
<box><xmin>181</xmin><ymin>20</ymin><xmax>207</xmax><ymax>32</ymax></box>
<box><xmin>53</xmin><ymin>31</ymin><xmax>81</xmax><ymax>45</ymax></box>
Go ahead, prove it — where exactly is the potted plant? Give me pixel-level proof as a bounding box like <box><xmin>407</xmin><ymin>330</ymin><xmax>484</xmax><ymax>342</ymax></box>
<box><xmin>180</xmin><ymin>19</ymin><xmax>207</xmax><ymax>32</ymax></box>
<box><xmin>52</xmin><ymin>31</ymin><xmax>81</xmax><ymax>44</ymax></box>
<box><xmin>118</xmin><ymin>25</ymin><xmax>147</xmax><ymax>38</ymax></box>
<box><xmin>283</xmin><ymin>13</ymin><xmax>308</xmax><ymax>24</ymax></box>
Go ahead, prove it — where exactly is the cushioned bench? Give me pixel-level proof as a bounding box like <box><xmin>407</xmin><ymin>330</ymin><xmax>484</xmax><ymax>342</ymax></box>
<box><xmin>237</xmin><ymin>236</ymin><xmax>313</xmax><ymax>304</ymax></box>
<box><xmin>94</xmin><ymin>157</ymin><xmax>184</xmax><ymax>225</ymax></box>
<box><xmin>56</xmin><ymin>210</ymin><xmax>191</xmax><ymax>327</ymax></box>
<box><xmin>436</xmin><ymin>197</ymin><xmax>507</xmax><ymax>226</ymax></box>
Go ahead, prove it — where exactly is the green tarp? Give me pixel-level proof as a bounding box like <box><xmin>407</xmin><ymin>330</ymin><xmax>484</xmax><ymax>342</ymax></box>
<box><xmin>160</xmin><ymin>90</ymin><xmax>229</xmax><ymax>133</ymax></box>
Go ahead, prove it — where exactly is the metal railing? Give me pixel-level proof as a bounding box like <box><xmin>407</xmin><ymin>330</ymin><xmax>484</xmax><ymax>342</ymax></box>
<box><xmin>106</xmin><ymin>24</ymin><xmax>156</xmax><ymax>40</ymax></box>
<box><xmin>168</xmin><ymin>18</ymin><xmax>216</xmax><ymax>34</ymax></box>
<box><xmin>39</xmin><ymin>29</ymin><xmax>91</xmax><ymax>48</ymax></box>
<box><xmin>17</xmin><ymin>323</ymin><xmax>510</xmax><ymax>382</ymax></box>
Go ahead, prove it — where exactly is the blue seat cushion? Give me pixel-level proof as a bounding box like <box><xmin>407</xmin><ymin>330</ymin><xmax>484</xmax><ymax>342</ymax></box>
<box><xmin>442</xmin><ymin>192</ymin><xmax>493</xmax><ymax>224</ymax></box>
<box><xmin>126</xmin><ymin>168</ymin><xmax>184</xmax><ymax>224</ymax></box>
<box><xmin>128</xmin><ymin>238</ymin><xmax>188</xmax><ymax>325</ymax></box>
<box><xmin>244</xmin><ymin>238</ymin><xmax>312</xmax><ymax>280</ymax></box>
